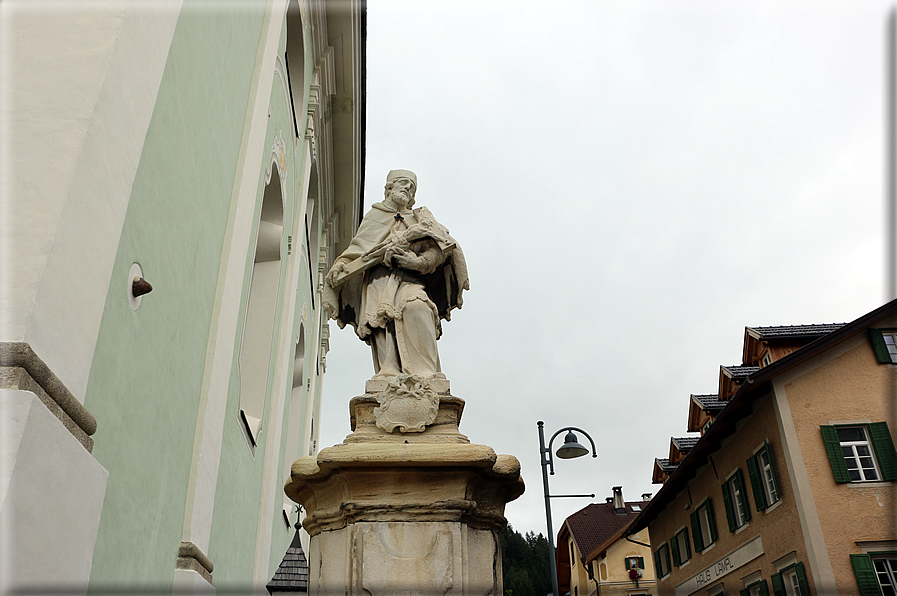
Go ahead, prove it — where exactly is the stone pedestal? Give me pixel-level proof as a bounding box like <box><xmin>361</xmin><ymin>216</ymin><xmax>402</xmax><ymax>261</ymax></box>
<box><xmin>285</xmin><ymin>378</ymin><xmax>524</xmax><ymax>596</ymax></box>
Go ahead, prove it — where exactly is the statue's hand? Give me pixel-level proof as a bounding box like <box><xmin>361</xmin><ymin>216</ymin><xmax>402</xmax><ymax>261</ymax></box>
<box><xmin>391</xmin><ymin>251</ymin><xmax>426</xmax><ymax>272</ymax></box>
<box><xmin>325</xmin><ymin>261</ymin><xmax>348</xmax><ymax>286</ymax></box>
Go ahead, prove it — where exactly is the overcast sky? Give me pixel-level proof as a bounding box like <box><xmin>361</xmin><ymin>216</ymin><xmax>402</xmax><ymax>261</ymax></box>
<box><xmin>319</xmin><ymin>0</ymin><xmax>894</xmax><ymax>538</ymax></box>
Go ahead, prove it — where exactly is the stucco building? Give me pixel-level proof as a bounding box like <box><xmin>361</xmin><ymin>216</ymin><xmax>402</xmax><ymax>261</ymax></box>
<box><xmin>1</xmin><ymin>0</ymin><xmax>365</xmax><ymax>593</ymax></box>
<box><xmin>558</xmin><ymin>487</ymin><xmax>657</xmax><ymax>596</ymax></box>
<box><xmin>628</xmin><ymin>300</ymin><xmax>897</xmax><ymax>596</ymax></box>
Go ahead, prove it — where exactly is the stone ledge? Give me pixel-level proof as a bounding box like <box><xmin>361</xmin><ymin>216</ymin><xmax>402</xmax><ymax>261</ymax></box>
<box><xmin>0</xmin><ymin>342</ymin><xmax>97</xmax><ymax>440</ymax></box>
<box><xmin>176</xmin><ymin>541</ymin><xmax>214</xmax><ymax>584</ymax></box>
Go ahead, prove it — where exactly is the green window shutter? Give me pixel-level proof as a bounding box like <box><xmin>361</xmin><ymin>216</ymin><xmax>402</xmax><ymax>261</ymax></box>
<box><xmin>706</xmin><ymin>499</ymin><xmax>718</xmax><ymax>542</ymax></box>
<box><xmin>771</xmin><ymin>572</ymin><xmax>785</xmax><ymax>596</ymax></box>
<box><xmin>821</xmin><ymin>425</ymin><xmax>851</xmax><ymax>482</ymax></box>
<box><xmin>623</xmin><ymin>557</ymin><xmax>628</xmax><ymax>571</ymax></box>
<box><xmin>740</xmin><ymin>589</ymin><xmax>750</xmax><ymax>596</ymax></box>
<box><xmin>663</xmin><ymin>545</ymin><xmax>671</xmax><ymax>575</ymax></box>
<box><xmin>747</xmin><ymin>454</ymin><xmax>767</xmax><ymax>510</ymax></box>
<box><xmin>851</xmin><ymin>553</ymin><xmax>885</xmax><ymax>596</ymax></box>
<box><xmin>722</xmin><ymin>481</ymin><xmax>736</xmax><ymax>532</ymax></box>
<box><xmin>671</xmin><ymin>536</ymin><xmax>681</xmax><ymax>567</ymax></box>
<box><xmin>638</xmin><ymin>556</ymin><xmax>644</xmax><ymax>569</ymax></box>
<box><xmin>795</xmin><ymin>562</ymin><xmax>810</xmax><ymax>596</ymax></box>
<box><xmin>869</xmin><ymin>329</ymin><xmax>892</xmax><ymax>363</ymax></box>
<box><xmin>654</xmin><ymin>548</ymin><xmax>663</xmax><ymax>577</ymax></box>
<box><xmin>690</xmin><ymin>510</ymin><xmax>703</xmax><ymax>551</ymax></box>
<box><xmin>682</xmin><ymin>528</ymin><xmax>691</xmax><ymax>560</ymax></box>
<box><xmin>869</xmin><ymin>422</ymin><xmax>897</xmax><ymax>481</ymax></box>
<box><xmin>735</xmin><ymin>469</ymin><xmax>751</xmax><ymax>521</ymax></box>
<box><xmin>759</xmin><ymin>579</ymin><xmax>770</xmax><ymax>596</ymax></box>
<box><xmin>765</xmin><ymin>441</ymin><xmax>781</xmax><ymax>501</ymax></box>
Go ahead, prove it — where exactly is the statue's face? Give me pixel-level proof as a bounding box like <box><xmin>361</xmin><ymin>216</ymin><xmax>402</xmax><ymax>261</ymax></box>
<box><xmin>385</xmin><ymin>178</ymin><xmax>415</xmax><ymax>208</ymax></box>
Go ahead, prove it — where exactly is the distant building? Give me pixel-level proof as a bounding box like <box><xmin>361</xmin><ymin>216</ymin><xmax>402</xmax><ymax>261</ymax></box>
<box><xmin>629</xmin><ymin>300</ymin><xmax>897</xmax><ymax>596</ymax></box>
<box><xmin>1</xmin><ymin>0</ymin><xmax>364</xmax><ymax>593</ymax></box>
<box><xmin>557</xmin><ymin>487</ymin><xmax>657</xmax><ymax>596</ymax></box>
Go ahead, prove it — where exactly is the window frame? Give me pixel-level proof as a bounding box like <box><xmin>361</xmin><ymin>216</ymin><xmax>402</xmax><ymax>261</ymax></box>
<box><xmin>851</xmin><ymin>552</ymin><xmax>897</xmax><ymax>596</ymax></box>
<box><xmin>747</xmin><ymin>441</ymin><xmax>781</xmax><ymax>510</ymax></box>
<box><xmin>671</xmin><ymin>527</ymin><xmax>691</xmax><ymax>567</ymax></box>
<box><xmin>655</xmin><ymin>543</ymin><xmax>671</xmax><ymax>579</ymax></box>
<box><xmin>722</xmin><ymin>468</ymin><xmax>751</xmax><ymax>531</ymax></box>
<box><xmin>740</xmin><ymin>579</ymin><xmax>769</xmax><ymax>596</ymax></box>
<box><xmin>690</xmin><ymin>498</ymin><xmax>718</xmax><ymax>552</ymax></box>
<box><xmin>771</xmin><ymin>562</ymin><xmax>809</xmax><ymax>596</ymax></box>
<box><xmin>869</xmin><ymin>328</ymin><xmax>897</xmax><ymax>363</ymax></box>
<box><xmin>821</xmin><ymin>422</ymin><xmax>897</xmax><ymax>483</ymax></box>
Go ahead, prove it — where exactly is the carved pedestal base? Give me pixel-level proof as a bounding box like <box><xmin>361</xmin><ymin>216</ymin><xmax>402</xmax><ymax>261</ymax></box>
<box><xmin>285</xmin><ymin>383</ymin><xmax>524</xmax><ymax>596</ymax></box>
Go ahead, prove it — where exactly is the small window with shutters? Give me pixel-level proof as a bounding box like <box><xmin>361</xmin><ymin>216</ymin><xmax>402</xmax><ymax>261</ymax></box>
<box><xmin>820</xmin><ymin>423</ymin><xmax>897</xmax><ymax>483</ymax></box>
<box><xmin>747</xmin><ymin>441</ymin><xmax>781</xmax><ymax>510</ymax></box>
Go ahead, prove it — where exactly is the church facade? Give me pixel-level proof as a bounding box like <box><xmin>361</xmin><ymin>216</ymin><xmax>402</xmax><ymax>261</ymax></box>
<box><xmin>1</xmin><ymin>0</ymin><xmax>365</xmax><ymax>593</ymax></box>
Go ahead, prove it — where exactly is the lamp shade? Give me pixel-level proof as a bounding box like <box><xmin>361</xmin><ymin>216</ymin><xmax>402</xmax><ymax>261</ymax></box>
<box><xmin>555</xmin><ymin>431</ymin><xmax>589</xmax><ymax>459</ymax></box>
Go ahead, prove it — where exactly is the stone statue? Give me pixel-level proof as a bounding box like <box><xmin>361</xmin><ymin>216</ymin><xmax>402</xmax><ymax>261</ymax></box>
<box><xmin>323</xmin><ymin>170</ymin><xmax>468</xmax><ymax>380</ymax></box>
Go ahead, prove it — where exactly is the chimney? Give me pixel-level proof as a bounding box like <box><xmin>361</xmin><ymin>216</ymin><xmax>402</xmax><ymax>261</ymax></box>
<box><xmin>605</xmin><ymin>497</ymin><xmax>613</xmax><ymax>504</ymax></box>
<box><xmin>641</xmin><ymin>493</ymin><xmax>652</xmax><ymax>501</ymax></box>
<box><xmin>612</xmin><ymin>486</ymin><xmax>625</xmax><ymax>514</ymax></box>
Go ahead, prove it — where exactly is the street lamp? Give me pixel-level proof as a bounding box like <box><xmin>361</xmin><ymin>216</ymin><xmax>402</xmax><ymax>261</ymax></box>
<box><xmin>538</xmin><ymin>421</ymin><xmax>597</xmax><ymax>596</ymax></box>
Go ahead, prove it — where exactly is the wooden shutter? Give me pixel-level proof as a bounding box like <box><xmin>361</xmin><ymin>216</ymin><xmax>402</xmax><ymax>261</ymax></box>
<box><xmin>869</xmin><ymin>422</ymin><xmax>897</xmax><ymax>481</ymax></box>
<box><xmin>758</xmin><ymin>579</ymin><xmax>770</xmax><ymax>596</ymax></box>
<box><xmin>638</xmin><ymin>557</ymin><xmax>644</xmax><ymax>569</ymax></box>
<box><xmin>821</xmin><ymin>425</ymin><xmax>851</xmax><ymax>482</ymax></box>
<box><xmin>869</xmin><ymin>329</ymin><xmax>893</xmax><ymax>363</ymax></box>
<box><xmin>735</xmin><ymin>469</ymin><xmax>751</xmax><ymax>521</ymax></box>
<box><xmin>722</xmin><ymin>480</ymin><xmax>736</xmax><ymax>532</ymax></box>
<box><xmin>681</xmin><ymin>528</ymin><xmax>690</xmax><ymax>561</ymax></box>
<box><xmin>747</xmin><ymin>453</ymin><xmax>767</xmax><ymax>510</ymax></box>
<box><xmin>671</xmin><ymin>536</ymin><xmax>681</xmax><ymax>567</ymax></box>
<box><xmin>771</xmin><ymin>572</ymin><xmax>785</xmax><ymax>596</ymax></box>
<box><xmin>654</xmin><ymin>548</ymin><xmax>663</xmax><ymax>578</ymax></box>
<box><xmin>795</xmin><ymin>562</ymin><xmax>810</xmax><ymax>596</ymax></box>
<box><xmin>690</xmin><ymin>510</ymin><xmax>703</xmax><ymax>552</ymax></box>
<box><xmin>851</xmin><ymin>554</ymin><xmax>885</xmax><ymax>596</ymax></box>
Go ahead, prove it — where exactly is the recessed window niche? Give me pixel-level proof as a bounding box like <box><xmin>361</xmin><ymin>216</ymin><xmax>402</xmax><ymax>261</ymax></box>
<box><xmin>238</xmin><ymin>166</ymin><xmax>285</xmax><ymax>450</ymax></box>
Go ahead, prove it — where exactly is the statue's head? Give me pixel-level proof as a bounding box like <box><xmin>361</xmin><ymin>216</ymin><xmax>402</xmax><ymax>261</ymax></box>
<box><xmin>384</xmin><ymin>169</ymin><xmax>417</xmax><ymax>209</ymax></box>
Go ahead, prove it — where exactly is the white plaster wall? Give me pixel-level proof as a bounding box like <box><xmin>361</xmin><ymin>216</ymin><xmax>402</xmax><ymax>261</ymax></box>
<box><xmin>0</xmin><ymin>390</ymin><xmax>109</xmax><ymax>595</ymax></box>
<box><xmin>0</xmin><ymin>0</ymin><xmax>183</xmax><ymax>402</ymax></box>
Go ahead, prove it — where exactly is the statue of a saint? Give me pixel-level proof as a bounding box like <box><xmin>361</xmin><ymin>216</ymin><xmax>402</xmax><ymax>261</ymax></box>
<box><xmin>323</xmin><ymin>170</ymin><xmax>468</xmax><ymax>380</ymax></box>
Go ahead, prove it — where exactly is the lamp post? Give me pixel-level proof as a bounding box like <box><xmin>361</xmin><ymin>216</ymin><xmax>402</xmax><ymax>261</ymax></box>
<box><xmin>538</xmin><ymin>421</ymin><xmax>597</xmax><ymax>596</ymax></box>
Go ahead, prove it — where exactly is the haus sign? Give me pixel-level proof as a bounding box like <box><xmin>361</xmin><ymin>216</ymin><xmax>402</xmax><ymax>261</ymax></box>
<box><xmin>675</xmin><ymin>535</ymin><xmax>764</xmax><ymax>596</ymax></box>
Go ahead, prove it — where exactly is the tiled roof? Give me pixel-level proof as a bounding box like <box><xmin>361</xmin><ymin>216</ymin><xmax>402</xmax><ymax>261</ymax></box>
<box><xmin>563</xmin><ymin>501</ymin><xmax>644</xmax><ymax>561</ymax></box>
<box><xmin>656</xmin><ymin>458</ymin><xmax>677</xmax><ymax>474</ymax></box>
<box><xmin>691</xmin><ymin>394</ymin><xmax>724</xmax><ymax>413</ymax></box>
<box><xmin>746</xmin><ymin>323</ymin><xmax>844</xmax><ymax>340</ymax></box>
<box><xmin>672</xmin><ymin>436</ymin><xmax>699</xmax><ymax>452</ymax></box>
<box><xmin>720</xmin><ymin>365</ymin><xmax>759</xmax><ymax>380</ymax></box>
<box><xmin>267</xmin><ymin>525</ymin><xmax>309</xmax><ymax>594</ymax></box>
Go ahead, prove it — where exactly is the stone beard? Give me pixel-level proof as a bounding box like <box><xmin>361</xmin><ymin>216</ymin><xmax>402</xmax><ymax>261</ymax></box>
<box><xmin>323</xmin><ymin>170</ymin><xmax>468</xmax><ymax>380</ymax></box>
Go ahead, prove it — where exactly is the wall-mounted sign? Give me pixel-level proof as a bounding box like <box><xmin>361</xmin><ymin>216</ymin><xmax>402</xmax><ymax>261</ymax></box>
<box><xmin>675</xmin><ymin>535</ymin><xmax>764</xmax><ymax>596</ymax></box>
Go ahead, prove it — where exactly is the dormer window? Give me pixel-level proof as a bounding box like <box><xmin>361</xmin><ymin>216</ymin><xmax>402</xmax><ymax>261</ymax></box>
<box><xmin>761</xmin><ymin>351</ymin><xmax>773</xmax><ymax>367</ymax></box>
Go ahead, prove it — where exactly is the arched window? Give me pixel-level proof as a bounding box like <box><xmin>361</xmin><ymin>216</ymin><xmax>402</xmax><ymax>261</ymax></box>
<box><xmin>238</xmin><ymin>167</ymin><xmax>284</xmax><ymax>449</ymax></box>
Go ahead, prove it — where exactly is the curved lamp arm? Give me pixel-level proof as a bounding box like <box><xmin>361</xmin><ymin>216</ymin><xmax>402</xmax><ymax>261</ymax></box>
<box><xmin>539</xmin><ymin>422</ymin><xmax>598</xmax><ymax>475</ymax></box>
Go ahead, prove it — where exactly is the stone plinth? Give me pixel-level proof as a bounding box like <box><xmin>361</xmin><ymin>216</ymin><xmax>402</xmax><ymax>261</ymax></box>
<box><xmin>285</xmin><ymin>388</ymin><xmax>524</xmax><ymax>596</ymax></box>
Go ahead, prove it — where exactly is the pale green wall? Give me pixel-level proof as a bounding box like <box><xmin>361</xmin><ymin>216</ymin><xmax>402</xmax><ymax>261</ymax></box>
<box><xmin>207</xmin><ymin>12</ymin><xmax>317</xmax><ymax>587</ymax></box>
<box><xmin>84</xmin><ymin>2</ymin><xmax>266</xmax><ymax>591</ymax></box>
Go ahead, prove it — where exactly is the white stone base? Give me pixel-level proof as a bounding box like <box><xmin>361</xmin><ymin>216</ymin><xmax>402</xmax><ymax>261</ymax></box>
<box><xmin>0</xmin><ymin>390</ymin><xmax>108</xmax><ymax>595</ymax></box>
<box><xmin>286</xmin><ymin>388</ymin><xmax>523</xmax><ymax>596</ymax></box>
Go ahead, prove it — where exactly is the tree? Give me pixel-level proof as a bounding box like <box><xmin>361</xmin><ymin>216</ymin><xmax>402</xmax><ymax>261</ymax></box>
<box><xmin>500</xmin><ymin>525</ymin><xmax>552</xmax><ymax>596</ymax></box>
